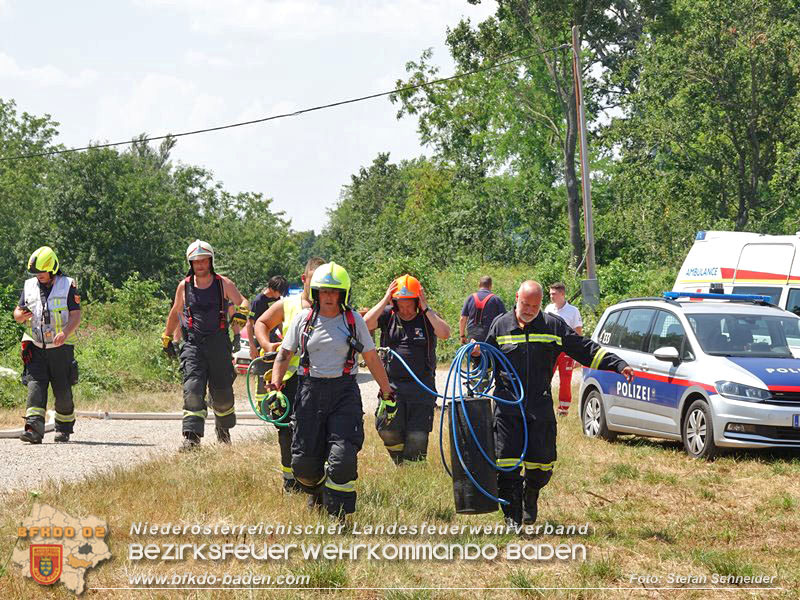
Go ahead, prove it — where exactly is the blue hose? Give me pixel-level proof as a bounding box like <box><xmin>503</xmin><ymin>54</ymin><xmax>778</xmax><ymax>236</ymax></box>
<box><xmin>379</xmin><ymin>342</ymin><xmax>526</xmax><ymax>506</ymax></box>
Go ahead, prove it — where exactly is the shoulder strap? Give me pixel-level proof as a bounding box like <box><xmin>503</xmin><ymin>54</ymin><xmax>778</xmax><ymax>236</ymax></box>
<box><xmin>472</xmin><ymin>292</ymin><xmax>495</xmax><ymax>324</ymax></box>
<box><xmin>183</xmin><ymin>276</ymin><xmax>193</xmax><ymax>330</ymax></box>
<box><xmin>341</xmin><ymin>308</ymin><xmax>358</xmax><ymax>375</ymax></box>
<box><xmin>215</xmin><ymin>274</ymin><xmax>226</xmax><ymax>330</ymax></box>
<box><xmin>298</xmin><ymin>307</ymin><xmax>317</xmax><ymax>376</ymax></box>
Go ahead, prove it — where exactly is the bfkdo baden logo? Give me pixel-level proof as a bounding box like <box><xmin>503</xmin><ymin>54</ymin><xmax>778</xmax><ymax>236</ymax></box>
<box><xmin>12</xmin><ymin>504</ymin><xmax>111</xmax><ymax>595</ymax></box>
<box><xmin>30</xmin><ymin>544</ymin><xmax>63</xmax><ymax>585</ymax></box>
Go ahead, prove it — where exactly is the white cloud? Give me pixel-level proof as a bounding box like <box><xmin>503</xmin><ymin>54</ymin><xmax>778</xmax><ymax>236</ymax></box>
<box><xmin>0</xmin><ymin>53</ymin><xmax>97</xmax><ymax>88</ymax></box>
<box><xmin>184</xmin><ymin>50</ymin><xmax>232</xmax><ymax>68</ymax></box>
<box><xmin>92</xmin><ymin>73</ymin><xmax>225</xmax><ymax>146</ymax></box>
<box><xmin>136</xmin><ymin>0</ymin><xmax>497</xmax><ymax>38</ymax></box>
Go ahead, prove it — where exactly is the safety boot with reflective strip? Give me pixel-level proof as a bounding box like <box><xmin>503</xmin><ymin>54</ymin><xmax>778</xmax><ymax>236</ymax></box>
<box><xmin>19</xmin><ymin>426</ymin><xmax>43</xmax><ymax>444</ymax></box>
<box><xmin>20</xmin><ymin>417</ymin><xmax>44</xmax><ymax>444</ymax></box>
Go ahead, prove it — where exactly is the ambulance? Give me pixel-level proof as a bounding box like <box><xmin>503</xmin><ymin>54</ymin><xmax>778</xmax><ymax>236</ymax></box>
<box><xmin>673</xmin><ymin>230</ymin><xmax>800</xmax><ymax>314</ymax></box>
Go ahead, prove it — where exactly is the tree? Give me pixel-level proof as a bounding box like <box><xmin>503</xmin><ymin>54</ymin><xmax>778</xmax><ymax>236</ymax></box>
<box><xmin>0</xmin><ymin>99</ymin><xmax>61</xmax><ymax>284</ymax></box>
<box><xmin>607</xmin><ymin>0</ymin><xmax>800</xmax><ymax>237</ymax></box>
<box><xmin>392</xmin><ymin>1</ymin><xmax>667</xmax><ymax>266</ymax></box>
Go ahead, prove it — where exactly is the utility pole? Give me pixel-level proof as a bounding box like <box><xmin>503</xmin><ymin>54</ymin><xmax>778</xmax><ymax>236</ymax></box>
<box><xmin>571</xmin><ymin>25</ymin><xmax>599</xmax><ymax>307</ymax></box>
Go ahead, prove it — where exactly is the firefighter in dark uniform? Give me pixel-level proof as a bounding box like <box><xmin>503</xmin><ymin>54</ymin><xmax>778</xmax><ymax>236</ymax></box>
<box><xmin>254</xmin><ymin>258</ymin><xmax>326</xmax><ymax>492</ymax></box>
<box><xmin>14</xmin><ymin>247</ymin><xmax>82</xmax><ymax>444</ymax></box>
<box><xmin>364</xmin><ymin>274</ymin><xmax>450</xmax><ymax>464</ymax></box>
<box><xmin>162</xmin><ymin>240</ymin><xmax>249</xmax><ymax>450</ymax></box>
<box><xmin>486</xmin><ymin>280</ymin><xmax>634</xmax><ymax>526</ymax></box>
<box><xmin>268</xmin><ymin>262</ymin><xmax>393</xmax><ymax>518</ymax></box>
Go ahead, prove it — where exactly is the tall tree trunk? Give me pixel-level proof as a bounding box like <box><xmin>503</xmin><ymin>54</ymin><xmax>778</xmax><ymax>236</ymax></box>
<box><xmin>564</xmin><ymin>95</ymin><xmax>583</xmax><ymax>266</ymax></box>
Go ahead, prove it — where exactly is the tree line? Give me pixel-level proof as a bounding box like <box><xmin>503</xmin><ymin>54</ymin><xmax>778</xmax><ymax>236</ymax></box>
<box><xmin>2</xmin><ymin>0</ymin><xmax>799</xmax><ymax>307</ymax></box>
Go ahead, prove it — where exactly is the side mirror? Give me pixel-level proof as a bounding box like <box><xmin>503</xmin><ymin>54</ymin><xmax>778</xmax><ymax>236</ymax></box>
<box><xmin>654</xmin><ymin>346</ymin><xmax>680</xmax><ymax>364</ymax></box>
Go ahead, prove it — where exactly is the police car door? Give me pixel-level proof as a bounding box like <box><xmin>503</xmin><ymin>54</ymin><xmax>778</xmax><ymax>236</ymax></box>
<box><xmin>639</xmin><ymin>310</ymin><xmax>694</xmax><ymax>435</ymax></box>
<box><xmin>612</xmin><ymin>308</ymin><xmax>658</xmax><ymax>429</ymax></box>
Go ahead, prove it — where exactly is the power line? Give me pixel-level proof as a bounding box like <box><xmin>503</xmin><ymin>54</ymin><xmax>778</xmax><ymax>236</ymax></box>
<box><xmin>0</xmin><ymin>44</ymin><xmax>568</xmax><ymax>163</ymax></box>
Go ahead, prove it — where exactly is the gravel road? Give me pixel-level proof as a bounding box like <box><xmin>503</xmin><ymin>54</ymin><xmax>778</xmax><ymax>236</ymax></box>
<box><xmin>0</xmin><ymin>369</ymin><xmax>455</xmax><ymax>497</ymax></box>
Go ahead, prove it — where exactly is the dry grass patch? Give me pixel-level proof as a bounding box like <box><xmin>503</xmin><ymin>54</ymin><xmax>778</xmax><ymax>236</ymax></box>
<box><xmin>0</xmin><ymin>379</ymin><xmax>797</xmax><ymax>598</ymax></box>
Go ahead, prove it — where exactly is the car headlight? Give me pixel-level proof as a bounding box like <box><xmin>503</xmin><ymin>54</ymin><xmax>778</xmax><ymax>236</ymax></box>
<box><xmin>715</xmin><ymin>381</ymin><xmax>771</xmax><ymax>403</ymax></box>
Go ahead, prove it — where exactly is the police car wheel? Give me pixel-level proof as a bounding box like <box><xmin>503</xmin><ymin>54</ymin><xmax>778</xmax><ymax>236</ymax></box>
<box><xmin>582</xmin><ymin>389</ymin><xmax>616</xmax><ymax>441</ymax></box>
<box><xmin>682</xmin><ymin>399</ymin><xmax>718</xmax><ymax>460</ymax></box>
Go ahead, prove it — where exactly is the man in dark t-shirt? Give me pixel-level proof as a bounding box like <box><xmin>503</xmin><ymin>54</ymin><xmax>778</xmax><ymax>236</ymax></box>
<box><xmin>162</xmin><ymin>239</ymin><xmax>249</xmax><ymax>450</ymax></box>
<box><xmin>364</xmin><ymin>274</ymin><xmax>451</xmax><ymax>464</ymax></box>
<box><xmin>246</xmin><ymin>275</ymin><xmax>289</xmax><ymax>359</ymax></box>
<box><xmin>460</xmin><ymin>275</ymin><xmax>506</xmax><ymax>344</ymax></box>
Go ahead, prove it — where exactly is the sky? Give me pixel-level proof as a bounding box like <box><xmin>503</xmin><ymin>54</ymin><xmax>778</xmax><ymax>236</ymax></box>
<box><xmin>0</xmin><ymin>0</ymin><xmax>498</xmax><ymax>232</ymax></box>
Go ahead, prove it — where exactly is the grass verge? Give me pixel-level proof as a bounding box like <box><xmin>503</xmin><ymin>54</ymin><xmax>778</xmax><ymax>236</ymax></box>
<box><xmin>0</xmin><ymin>379</ymin><xmax>797</xmax><ymax>599</ymax></box>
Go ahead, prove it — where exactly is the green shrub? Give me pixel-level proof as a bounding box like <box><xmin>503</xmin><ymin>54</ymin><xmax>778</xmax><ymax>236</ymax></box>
<box><xmin>0</xmin><ymin>284</ymin><xmax>24</xmax><ymax>353</ymax></box>
<box><xmin>84</xmin><ymin>273</ymin><xmax>170</xmax><ymax>331</ymax></box>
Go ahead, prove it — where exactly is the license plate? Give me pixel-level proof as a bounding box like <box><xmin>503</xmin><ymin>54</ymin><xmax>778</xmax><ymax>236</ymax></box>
<box><xmin>794</xmin><ymin>415</ymin><xmax>800</xmax><ymax>429</ymax></box>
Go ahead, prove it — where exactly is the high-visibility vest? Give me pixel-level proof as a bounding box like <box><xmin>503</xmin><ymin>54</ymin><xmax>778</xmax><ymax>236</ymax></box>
<box><xmin>22</xmin><ymin>275</ymin><xmax>77</xmax><ymax>347</ymax></box>
<box><xmin>280</xmin><ymin>295</ymin><xmax>304</xmax><ymax>380</ymax></box>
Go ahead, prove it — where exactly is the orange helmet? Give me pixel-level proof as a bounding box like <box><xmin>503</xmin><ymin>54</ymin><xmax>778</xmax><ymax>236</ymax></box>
<box><xmin>393</xmin><ymin>274</ymin><xmax>422</xmax><ymax>299</ymax></box>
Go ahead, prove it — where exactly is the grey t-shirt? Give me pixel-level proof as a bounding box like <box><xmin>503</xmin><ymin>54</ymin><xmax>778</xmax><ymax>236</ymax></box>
<box><xmin>283</xmin><ymin>308</ymin><xmax>376</xmax><ymax>378</ymax></box>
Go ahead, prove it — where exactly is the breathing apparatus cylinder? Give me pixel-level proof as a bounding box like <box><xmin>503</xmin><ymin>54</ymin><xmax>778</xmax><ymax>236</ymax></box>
<box><xmin>448</xmin><ymin>396</ymin><xmax>498</xmax><ymax>514</ymax></box>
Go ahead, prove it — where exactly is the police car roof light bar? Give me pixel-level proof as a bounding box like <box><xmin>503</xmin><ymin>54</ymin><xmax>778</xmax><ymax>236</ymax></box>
<box><xmin>662</xmin><ymin>291</ymin><xmax>773</xmax><ymax>304</ymax></box>
<box><xmin>617</xmin><ymin>296</ymin><xmax>680</xmax><ymax>306</ymax></box>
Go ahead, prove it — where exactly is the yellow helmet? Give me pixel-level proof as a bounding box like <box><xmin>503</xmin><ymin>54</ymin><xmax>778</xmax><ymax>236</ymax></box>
<box><xmin>310</xmin><ymin>262</ymin><xmax>351</xmax><ymax>306</ymax></box>
<box><xmin>28</xmin><ymin>246</ymin><xmax>59</xmax><ymax>275</ymax></box>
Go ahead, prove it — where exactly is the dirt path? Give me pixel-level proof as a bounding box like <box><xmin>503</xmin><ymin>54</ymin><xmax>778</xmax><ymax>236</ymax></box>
<box><xmin>0</xmin><ymin>368</ymin><xmax>457</xmax><ymax>497</ymax></box>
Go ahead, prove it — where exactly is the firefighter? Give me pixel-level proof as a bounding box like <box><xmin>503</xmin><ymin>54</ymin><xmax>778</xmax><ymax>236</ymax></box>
<box><xmin>14</xmin><ymin>247</ymin><xmax>82</xmax><ymax>444</ymax></box>
<box><xmin>364</xmin><ymin>274</ymin><xmax>450</xmax><ymax>464</ymax></box>
<box><xmin>254</xmin><ymin>258</ymin><xmax>326</xmax><ymax>491</ymax></box>
<box><xmin>485</xmin><ymin>280</ymin><xmax>633</xmax><ymax>526</ymax></box>
<box><xmin>162</xmin><ymin>240</ymin><xmax>249</xmax><ymax>450</ymax></box>
<box><xmin>268</xmin><ymin>262</ymin><xmax>393</xmax><ymax>518</ymax></box>
<box><xmin>459</xmin><ymin>275</ymin><xmax>506</xmax><ymax>345</ymax></box>
<box><xmin>544</xmin><ymin>282</ymin><xmax>584</xmax><ymax>416</ymax></box>
<box><xmin>246</xmin><ymin>275</ymin><xmax>289</xmax><ymax>361</ymax></box>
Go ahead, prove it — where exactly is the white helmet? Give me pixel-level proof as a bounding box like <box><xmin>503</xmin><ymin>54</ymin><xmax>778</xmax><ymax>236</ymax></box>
<box><xmin>186</xmin><ymin>239</ymin><xmax>214</xmax><ymax>263</ymax></box>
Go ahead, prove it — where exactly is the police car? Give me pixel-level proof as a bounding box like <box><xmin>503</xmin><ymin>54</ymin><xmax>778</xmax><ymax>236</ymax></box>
<box><xmin>579</xmin><ymin>292</ymin><xmax>800</xmax><ymax>458</ymax></box>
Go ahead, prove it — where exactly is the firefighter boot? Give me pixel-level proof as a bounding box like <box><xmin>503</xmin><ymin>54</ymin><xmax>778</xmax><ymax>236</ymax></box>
<box><xmin>181</xmin><ymin>432</ymin><xmax>201</xmax><ymax>451</ymax></box>
<box><xmin>523</xmin><ymin>487</ymin><xmax>540</xmax><ymax>525</ymax></box>
<box><xmin>19</xmin><ymin>418</ymin><xmax>44</xmax><ymax>444</ymax></box>
<box><xmin>54</xmin><ymin>432</ymin><xmax>71</xmax><ymax>443</ymax></box>
<box><xmin>216</xmin><ymin>427</ymin><xmax>231</xmax><ymax>444</ymax></box>
<box><xmin>500</xmin><ymin>482</ymin><xmax>523</xmax><ymax>528</ymax></box>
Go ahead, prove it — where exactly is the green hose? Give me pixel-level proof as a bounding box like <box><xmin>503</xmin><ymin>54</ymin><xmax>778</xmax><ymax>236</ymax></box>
<box><xmin>245</xmin><ymin>356</ymin><xmax>291</xmax><ymax>427</ymax></box>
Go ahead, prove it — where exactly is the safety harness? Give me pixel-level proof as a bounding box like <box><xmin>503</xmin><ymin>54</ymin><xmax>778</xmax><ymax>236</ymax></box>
<box><xmin>183</xmin><ymin>274</ymin><xmax>226</xmax><ymax>339</ymax></box>
<box><xmin>298</xmin><ymin>304</ymin><xmax>361</xmax><ymax>376</ymax></box>
<box><xmin>471</xmin><ymin>292</ymin><xmax>496</xmax><ymax>326</ymax></box>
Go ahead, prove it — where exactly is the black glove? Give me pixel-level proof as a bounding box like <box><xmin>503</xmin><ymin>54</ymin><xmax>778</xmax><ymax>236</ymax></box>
<box><xmin>232</xmin><ymin>333</ymin><xmax>241</xmax><ymax>353</ymax></box>
<box><xmin>161</xmin><ymin>334</ymin><xmax>178</xmax><ymax>359</ymax></box>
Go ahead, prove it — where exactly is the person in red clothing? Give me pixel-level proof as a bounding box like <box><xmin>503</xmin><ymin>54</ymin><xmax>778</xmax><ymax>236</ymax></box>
<box><xmin>544</xmin><ymin>282</ymin><xmax>583</xmax><ymax>416</ymax></box>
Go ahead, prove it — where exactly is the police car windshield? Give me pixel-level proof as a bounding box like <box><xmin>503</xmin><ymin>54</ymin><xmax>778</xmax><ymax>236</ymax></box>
<box><xmin>687</xmin><ymin>313</ymin><xmax>797</xmax><ymax>358</ymax></box>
